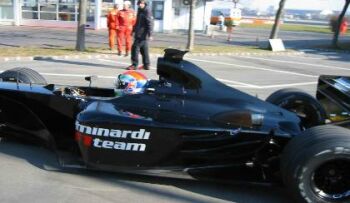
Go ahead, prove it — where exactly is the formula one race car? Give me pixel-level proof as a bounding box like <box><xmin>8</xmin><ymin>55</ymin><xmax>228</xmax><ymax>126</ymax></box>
<box><xmin>0</xmin><ymin>49</ymin><xmax>348</xmax><ymax>203</ymax></box>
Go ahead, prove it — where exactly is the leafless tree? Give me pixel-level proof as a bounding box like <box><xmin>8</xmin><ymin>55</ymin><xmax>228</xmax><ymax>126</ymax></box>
<box><xmin>186</xmin><ymin>0</ymin><xmax>197</xmax><ymax>51</ymax></box>
<box><xmin>76</xmin><ymin>0</ymin><xmax>87</xmax><ymax>51</ymax></box>
<box><xmin>332</xmin><ymin>0</ymin><xmax>350</xmax><ymax>48</ymax></box>
<box><xmin>269</xmin><ymin>0</ymin><xmax>287</xmax><ymax>39</ymax></box>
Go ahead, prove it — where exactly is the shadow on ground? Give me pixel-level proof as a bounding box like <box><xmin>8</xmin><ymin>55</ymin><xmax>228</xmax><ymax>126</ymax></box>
<box><xmin>0</xmin><ymin>140</ymin><xmax>293</xmax><ymax>203</ymax></box>
<box><xmin>34</xmin><ymin>58</ymin><xmax>126</xmax><ymax>69</ymax></box>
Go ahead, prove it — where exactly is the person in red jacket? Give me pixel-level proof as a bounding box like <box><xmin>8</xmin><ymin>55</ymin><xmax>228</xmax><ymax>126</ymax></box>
<box><xmin>116</xmin><ymin>1</ymin><xmax>136</xmax><ymax>56</ymax></box>
<box><xmin>107</xmin><ymin>4</ymin><xmax>119</xmax><ymax>51</ymax></box>
<box><xmin>340</xmin><ymin>19</ymin><xmax>348</xmax><ymax>35</ymax></box>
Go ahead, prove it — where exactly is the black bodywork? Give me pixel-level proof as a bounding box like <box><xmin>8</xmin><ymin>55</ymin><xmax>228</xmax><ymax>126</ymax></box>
<box><xmin>0</xmin><ymin>50</ymin><xmax>348</xmax><ymax>184</ymax></box>
<box><xmin>317</xmin><ymin>75</ymin><xmax>350</xmax><ymax>128</ymax></box>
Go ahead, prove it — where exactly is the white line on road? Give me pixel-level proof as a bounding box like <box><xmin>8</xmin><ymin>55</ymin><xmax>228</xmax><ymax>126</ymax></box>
<box><xmin>0</xmin><ymin>70</ymin><xmax>314</xmax><ymax>89</ymax></box>
<box><xmin>221</xmin><ymin>79</ymin><xmax>316</xmax><ymax>89</ymax></box>
<box><xmin>97</xmin><ymin>59</ymin><xmax>318</xmax><ymax>89</ymax></box>
<box><xmin>299</xmin><ymin>49</ymin><xmax>316</xmax><ymax>52</ymax></box>
<box><xmin>218</xmin><ymin>78</ymin><xmax>259</xmax><ymax>88</ymax></box>
<box><xmin>283</xmin><ymin>55</ymin><xmax>326</xmax><ymax>60</ymax></box>
<box><xmin>98</xmin><ymin>59</ymin><xmax>129</xmax><ymax>66</ymax></box>
<box><xmin>237</xmin><ymin>55</ymin><xmax>350</xmax><ymax>71</ymax></box>
<box><xmin>40</xmin><ymin>72</ymin><xmax>316</xmax><ymax>89</ymax></box>
<box><xmin>40</xmin><ymin>72</ymin><xmax>115</xmax><ymax>79</ymax></box>
<box><xmin>98</xmin><ymin>59</ymin><xmax>157</xmax><ymax>70</ymax></box>
<box><xmin>260</xmin><ymin>81</ymin><xmax>317</xmax><ymax>89</ymax></box>
<box><xmin>186</xmin><ymin>58</ymin><xmax>317</xmax><ymax>78</ymax></box>
<box><xmin>318</xmin><ymin>52</ymin><xmax>338</xmax><ymax>55</ymax></box>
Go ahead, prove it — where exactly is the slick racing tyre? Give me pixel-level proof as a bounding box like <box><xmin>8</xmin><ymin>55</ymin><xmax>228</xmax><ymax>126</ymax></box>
<box><xmin>0</xmin><ymin>67</ymin><xmax>47</xmax><ymax>84</ymax></box>
<box><xmin>281</xmin><ymin>125</ymin><xmax>350</xmax><ymax>203</ymax></box>
<box><xmin>266</xmin><ymin>88</ymin><xmax>326</xmax><ymax>129</ymax></box>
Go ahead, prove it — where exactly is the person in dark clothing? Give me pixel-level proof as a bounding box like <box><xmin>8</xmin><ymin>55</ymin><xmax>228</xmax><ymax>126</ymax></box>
<box><xmin>126</xmin><ymin>0</ymin><xmax>153</xmax><ymax>70</ymax></box>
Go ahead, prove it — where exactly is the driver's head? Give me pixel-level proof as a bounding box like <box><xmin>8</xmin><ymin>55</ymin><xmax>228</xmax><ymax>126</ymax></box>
<box><xmin>115</xmin><ymin>71</ymin><xmax>148</xmax><ymax>94</ymax></box>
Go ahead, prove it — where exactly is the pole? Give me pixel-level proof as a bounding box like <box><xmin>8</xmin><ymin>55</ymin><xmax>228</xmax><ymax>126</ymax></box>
<box><xmin>269</xmin><ymin>0</ymin><xmax>287</xmax><ymax>39</ymax></box>
<box><xmin>76</xmin><ymin>0</ymin><xmax>87</xmax><ymax>51</ymax></box>
<box><xmin>186</xmin><ymin>0</ymin><xmax>197</xmax><ymax>51</ymax></box>
<box><xmin>332</xmin><ymin>0</ymin><xmax>350</xmax><ymax>48</ymax></box>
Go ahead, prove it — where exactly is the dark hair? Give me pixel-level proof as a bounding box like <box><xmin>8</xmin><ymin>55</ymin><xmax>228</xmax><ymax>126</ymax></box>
<box><xmin>137</xmin><ymin>0</ymin><xmax>147</xmax><ymax>5</ymax></box>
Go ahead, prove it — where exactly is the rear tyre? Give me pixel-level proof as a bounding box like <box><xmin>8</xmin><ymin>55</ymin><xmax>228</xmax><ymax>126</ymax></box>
<box><xmin>282</xmin><ymin>125</ymin><xmax>350</xmax><ymax>203</ymax></box>
<box><xmin>0</xmin><ymin>67</ymin><xmax>47</xmax><ymax>84</ymax></box>
<box><xmin>266</xmin><ymin>88</ymin><xmax>326</xmax><ymax>128</ymax></box>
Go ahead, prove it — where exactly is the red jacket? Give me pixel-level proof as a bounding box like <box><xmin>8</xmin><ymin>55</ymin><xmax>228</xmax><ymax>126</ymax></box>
<box><xmin>340</xmin><ymin>20</ymin><xmax>348</xmax><ymax>34</ymax></box>
<box><xmin>107</xmin><ymin>9</ymin><xmax>118</xmax><ymax>29</ymax></box>
<box><xmin>116</xmin><ymin>9</ymin><xmax>136</xmax><ymax>30</ymax></box>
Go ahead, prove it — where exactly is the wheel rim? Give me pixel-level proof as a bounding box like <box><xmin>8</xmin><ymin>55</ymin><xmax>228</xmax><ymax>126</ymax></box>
<box><xmin>311</xmin><ymin>159</ymin><xmax>350</xmax><ymax>201</ymax></box>
<box><xmin>278</xmin><ymin>99</ymin><xmax>321</xmax><ymax>129</ymax></box>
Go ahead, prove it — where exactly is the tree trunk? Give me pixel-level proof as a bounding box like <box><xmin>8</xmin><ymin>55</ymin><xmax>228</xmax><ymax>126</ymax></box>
<box><xmin>76</xmin><ymin>0</ymin><xmax>87</xmax><ymax>51</ymax></box>
<box><xmin>332</xmin><ymin>0</ymin><xmax>350</xmax><ymax>48</ymax></box>
<box><xmin>269</xmin><ymin>0</ymin><xmax>287</xmax><ymax>39</ymax></box>
<box><xmin>186</xmin><ymin>0</ymin><xmax>196</xmax><ymax>51</ymax></box>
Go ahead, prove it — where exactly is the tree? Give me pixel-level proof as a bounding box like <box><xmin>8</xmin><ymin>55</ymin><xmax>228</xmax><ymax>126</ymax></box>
<box><xmin>332</xmin><ymin>0</ymin><xmax>350</xmax><ymax>48</ymax></box>
<box><xmin>233</xmin><ymin>0</ymin><xmax>239</xmax><ymax>8</ymax></box>
<box><xmin>76</xmin><ymin>0</ymin><xmax>87</xmax><ymax>51</ymax></box>
<box><xmin>186</xmin><ymin>0</ymin><xmax>197</xmax><ymax>51</ymax></box>
<box><xmin>269</xmin><ymin>0</ymin><xmax>287</xmax><ymax>39</ymax></box>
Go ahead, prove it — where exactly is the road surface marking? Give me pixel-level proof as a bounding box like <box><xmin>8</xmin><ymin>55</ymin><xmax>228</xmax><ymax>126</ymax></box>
<box><xmin>0</xmin><ymin>69</ymin><xmax>316</xmax><ymax>89</ymax></box>
<box><xmin>186</xmin><ymin>58</ymin><xmax>317</xmax><ymax>78</ymax></box>
<box><xmin>299</xmin><ymin>49</ymin><xmax>316</xmax><ymax>52</ymax></box>
<box><xmin>259</xmin><ymin>81</ymin><xmax>317</xmax><ymax>89</ymax></box>
<box><xmin>40</xmin><ymin>72</ymin><xmax>115</xmax><ymax>79</ymax></box>
<box><xmin>236</xmin><ymin>55</ymin><xmax>350</xmax><ymax>71</ymax></box>
<box><xmin>284</xmin><ymin>55</ymin><xmax>326</xmax><ymax>60</ymax></box>
<box><xmin>224</xmin><ymin>81</ymin><xmax>317</xmax><ymax>89</ymax></box>
<box><xmin>98</xmin><ymin>59</ymin><xmax>157</xmax><ymax>70</ymax></box>
<box><xmin>218</xmin><ymin>78</ymin><xmax>259</xmax><ymax>88</ymax></box>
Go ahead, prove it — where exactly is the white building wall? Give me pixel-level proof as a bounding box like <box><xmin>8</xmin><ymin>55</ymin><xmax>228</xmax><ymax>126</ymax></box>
<box><xmin>1</xmin><ymin>0</ymin><xmax>212</xmax><ymax>32</ymax></box>
<box><xmin>94</xmin><ymin>0</ymin><xmax>102</xmax><ymax>29</ymax></box>
<box><xmin>162</xmin><ymin>0</ymin><xmax>173</xmax><ymax>32</ymax></box>
<box><xmin>171</xmin><ymin>0</ymin><xmax>209</xmax><ymax>31</ymax></box>
<box><xmin>14</xmin><ymin>0</ymin><xmax>20</xmax><ymax>25</ymax></box>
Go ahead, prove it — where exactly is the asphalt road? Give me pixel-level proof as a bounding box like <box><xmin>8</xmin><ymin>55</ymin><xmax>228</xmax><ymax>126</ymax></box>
<box><xmin>1</xmin><ymin>50</ymin><xmax>350</xmax><ymax>203</ymax></box>
<box><xmin>1</xmin><ymin>25</ymin><xmax>349</xmax><ymax>50</ymax></box>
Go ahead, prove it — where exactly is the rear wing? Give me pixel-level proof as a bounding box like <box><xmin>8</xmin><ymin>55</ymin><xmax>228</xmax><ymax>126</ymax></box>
<box><xmin>316</xmin><ymin>75</ymin><xmax>350</xmax><ymax>125</ymax></box>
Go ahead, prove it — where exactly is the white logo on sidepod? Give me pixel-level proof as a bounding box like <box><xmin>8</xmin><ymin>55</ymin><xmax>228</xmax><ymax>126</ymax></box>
<box><xmin>75</xmin><ymin>121</ymin><xmax>150</xmax><ymax>152</ymax></box>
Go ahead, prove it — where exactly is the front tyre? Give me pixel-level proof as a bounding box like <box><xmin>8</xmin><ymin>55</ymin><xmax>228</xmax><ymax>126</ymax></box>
<box><xmin>282</xmin><ymin>125</ymin><xmax>350</xmax><ymax>203</ymax></box>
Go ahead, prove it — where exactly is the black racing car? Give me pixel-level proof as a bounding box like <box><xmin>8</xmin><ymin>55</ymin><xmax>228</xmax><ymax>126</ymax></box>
<box><xmin>0</xmin><ymin>49</ymin><xmax>348</xmax><ymax>203</ymax></box>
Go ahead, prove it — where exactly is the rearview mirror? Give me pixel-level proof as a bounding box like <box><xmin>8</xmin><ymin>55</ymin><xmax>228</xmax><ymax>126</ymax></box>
<box><xmin>85</xmin><ymin>75</ymin><xmax>98</xmax><ymax>87</ymax></box>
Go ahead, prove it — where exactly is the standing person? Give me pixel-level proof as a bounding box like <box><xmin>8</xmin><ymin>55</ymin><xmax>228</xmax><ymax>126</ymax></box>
<box><xmin>218</xmin><ymin>13</ymin><xmax>224</xmax><ymax>31</ymax></box>
<box><xmin>116</xmin><ymin>1</ymin><xmax>136</xmax><ymax>56</ymax></box>
<box><xmin>340</xmin><ymin>18</ymin><xmax>348</xmax><ymax>35</ymax></box>
<box><xmin>226</xmin><ymin>18</ymin><xmax>234</xmax><ymax>42</ymax></box>
<box><xmin>126</xmin><ymin>0</ymin><xmax>153</xmax><ymax>70</ymax></box>
<box><xmin>107</xmin><ymin>4</ymin><xmax>119</xmax><ymax>51</ymax></box>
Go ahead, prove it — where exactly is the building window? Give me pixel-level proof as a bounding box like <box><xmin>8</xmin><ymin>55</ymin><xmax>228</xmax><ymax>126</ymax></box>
<box><xmin>0</xmin><ymin>0</ymin><xmax>14</xmax><ymax>20</ymax></box>
<box><xmin>101</xmin><ymin>0</ymin><xmax>114</xmax><ymax>17</ymax></box>
<box><xmin>59</xmin><ymin>0</ymin><xmax>77</xmax><ymax>21</ymax></box>
<box><xmin>86</xmin><ymin>0</ymin><xmax>95</xmax><ymax>22</ymax></box>
<box><xmin>21</xmin><ymin>0</ymin><xmax>95</xmax><ymax>22</ymax></box>
<box><xmin>39</xmin><ymin>0</ymin><xmax>57</xmax><ymax>20</ymax></box>
<box><xmin>152</xmin><ymin>1</ymin><xmax>163</xmax><ymax>20</ymax></box>
<box><xmin>22</xmin><ymin>0</ymin><xmax>39</xmax><ymax>19</ymax></box>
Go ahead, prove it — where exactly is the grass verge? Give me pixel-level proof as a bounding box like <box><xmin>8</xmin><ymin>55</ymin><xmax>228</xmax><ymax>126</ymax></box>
<box><xmin>240</xmin><ymin>23</ymin><xmax>350</xmax><ymax>35</ymax></box>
